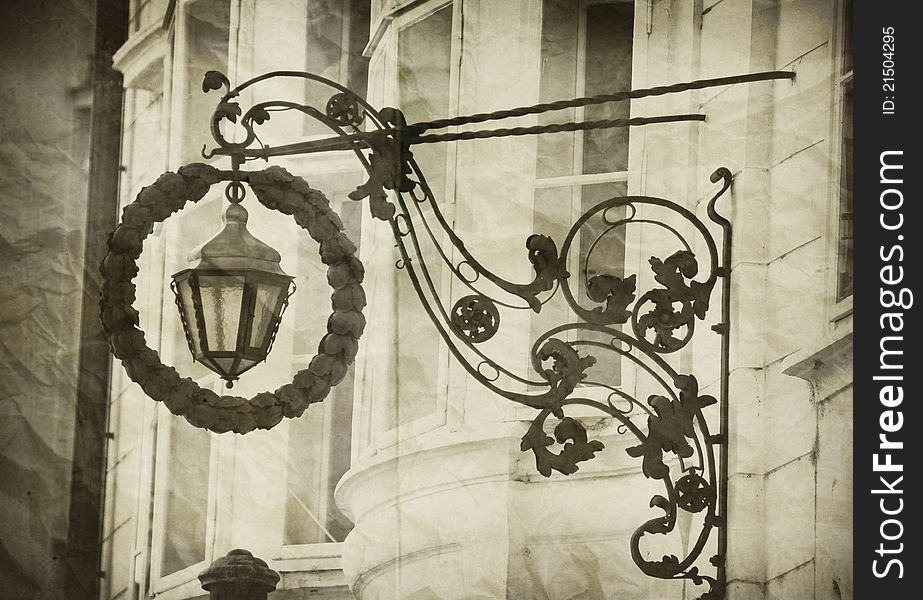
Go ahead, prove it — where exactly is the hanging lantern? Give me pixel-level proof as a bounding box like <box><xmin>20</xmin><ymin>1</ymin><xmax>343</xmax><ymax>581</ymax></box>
<box><xmin>171</xmin><ymin>199</ymin><xmax>295</xmax><ymax>388</ymax></box>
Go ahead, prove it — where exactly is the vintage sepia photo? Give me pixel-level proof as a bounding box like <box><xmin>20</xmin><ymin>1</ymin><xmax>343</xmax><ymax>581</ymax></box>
<box><xmin>0</xmin><ymin>1</ymin><xmax>853</xmax><ymax>598</ymax></box>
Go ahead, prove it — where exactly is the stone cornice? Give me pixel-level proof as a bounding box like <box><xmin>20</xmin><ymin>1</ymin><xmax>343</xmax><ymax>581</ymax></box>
<box><xmin>112</xmin><ymin>20</ymin><xmax>166</xmax><ymax>90</ymax></box>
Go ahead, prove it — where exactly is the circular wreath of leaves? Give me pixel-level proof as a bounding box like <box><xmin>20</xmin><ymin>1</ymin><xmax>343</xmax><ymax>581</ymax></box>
<box><xmin>100</xmin><ymin>163</ymin><xmax>366</xmax><ymax>434</ymax></box>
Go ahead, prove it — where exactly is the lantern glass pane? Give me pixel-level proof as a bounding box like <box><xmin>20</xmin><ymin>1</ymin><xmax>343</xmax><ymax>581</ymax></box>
<box><xmin>175</xmin><ymin>277</ymin><xmax>202</xmax><ymax>355</ymax></box>
<box><xmin>250</xmin><ymin>282</ymin><xmax>284</xmax><ymax>349</ymax></box>
<box><xmin>198</xmin><ymin>274</ymin><xmax>246</xmax><ymax>352</ymax></box>
<box><xmin>212</xmin><ymin>358</ymin><xmax>236</xmax><ymax>376</ymax></box>
<box><xmin>236</xmin><ymin>358</ymin><xmax>258</xmax><ymax>375</ymax></box>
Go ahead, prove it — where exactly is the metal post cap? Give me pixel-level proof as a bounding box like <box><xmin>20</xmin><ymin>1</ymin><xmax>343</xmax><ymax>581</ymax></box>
<box><xmin>198</xmin><ymin>549</ymin><xmax>280</xmax><ymax>599</ymax></box>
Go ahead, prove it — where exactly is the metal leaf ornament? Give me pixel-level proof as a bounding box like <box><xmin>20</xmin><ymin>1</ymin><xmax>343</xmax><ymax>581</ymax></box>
<box><xmin>202</xmin><ymin>70</ymin><xmax>230</xmax><ymax>92</ymax></box>
<box><xmin>626</xmin><ymin>375</ymin><xmax>717</xmax><ymax>479</ymax></box>
<box><xmin>348</xmin><ymin>108</ymin><xmax>417</xmax><ymax>221</ymax></box>
<box><xmin>587</xmin><ymin>273</ymin><xmax>637</xmax><ymax>324</ymax></box>
<box><xmin>520</xmin><ymin>416</ymin><xmax>605</xmax><ymax>477</ymax></box>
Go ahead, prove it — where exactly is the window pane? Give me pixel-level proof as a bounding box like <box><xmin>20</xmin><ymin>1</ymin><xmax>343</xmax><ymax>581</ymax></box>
<box><xmin>250</xmin><ymin>282</ymin><xmax>283</xmax><ymax>348</ymax></box>
<box><xmin>390</xmin><ymin>276</ymin><xmax>440</xmax><ymax>428</ymax></box>
<box><xmin>388</xmin><ymin>7</ymin><xmax>453</xmax><ymax>428</ymax></box>
<box><xmin>283</xmin><ymin>405</ymin><xmax>325</xmax><ymax>544</ymax></box>
<box><xmin>303</xmin><ymin>0</ymin><xmax>345</xmax><ymax>136</ymax></box>
<box><xmin>302</xmin><ymin>0</ymin><xmax>371</xmax><ymax>135</ymax></box>
<box><xmin>576</xmin><ymin>182</ymin><xmax>628</xmax><ymax>388</ymax></box>
<box><xmin>529</xmin><ymin>183</ymin><xmax>628</xmax><ymax>388</ymax></box>
<box><xmin>836</xmin><ymin>76</ymin><xmax>853</xmax><ymax>299</ymax></box>
<box><xmin>198</xmin><ymin>275</ymin><xmax>245</xmax><ymax>351</ymax></box>
<box><xmin>162</xmin><ymin>419</ymin><xmax>210</xmax><ymax>575</ymax></box>
<box><xmin>285</xmin><ymin>196</ymin><xmax>357</xmax><ymax>544</ymax></box>
<box><xmin>324</xmin><ymin>369</ymin><xmax>354</xmax><ymax>541</ymax></box>
<box><xmin>530</xmin><ymin>186</ymin><xmax>576</xmax><ymax>360</ymax></box>
<box><xmin>579</xmin><ymin>183</ymin><xmax>628</xmax><ymax>298</ymax></box>
<box><xmin>583</xmin><ymin>2</ymin><xmax>633</xmax><ymax>174</ymax></box>
<box><xmin>536</xmin><ymin>0</ymin><xmax>634</xmax><ymax>178</ymax></box>
<box><xmin>182</xmin><ymin>0</ymin><xmax>230</xmax><ymax>163</ymax></box>
<box><xmin>284</xmin><ymin>369</ymin><xmax>354</xmax><ymax>544</ymax></box>
<box><xmin>398</xmin><ymin>5</ymin><xmax>452</xmax><ymax>198</ymax></box>
<box><xmin>211</xmin><ymin>357</ymin><xmax>236</xmax><ymax>374</ymax></box>
<box><xmin>536</xmin><ymin>0</ymin><xmax>579</xmax><ymax>179</ymax></box>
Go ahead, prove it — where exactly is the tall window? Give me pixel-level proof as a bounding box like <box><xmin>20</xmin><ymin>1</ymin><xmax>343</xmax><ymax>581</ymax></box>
<box><xmin>281</xmin><ymin>2</ymin><xmax>370</xmax><ymax>545</ymax></box>
<box><xmin>155</xmin><ymin>0</ymin><xmax>230</xmax><ymax>581</ymax></box>
<box><xmin>181</xmin><ymin>0</ymin><xmax>231</xmax><ymax>162</ymax></box>
<box><xmin>532</xmin><ymin>0</ymin><xmax>634</xmax><ymax>386</ymax></box>
<box><xmin>160</xmin><ymin>419</ymin><xmax>211</xmax><ymax>574</ymax></box>
<box><xmin>303</xmin><ymin>0</ymin><xmax>371</xmax><ymax>136</ymax></box>
<box><xmin>386</xmin><ymin>5</ymin><xmax>454</xmax><ymax>429</ymax></box>
<box><xmin>283</xmin><ymin>201</ymin><xmax>362</xmax><ymax>546</ymax></box>
<box><xmin>835</xmin><ymin>1</ymin><xmax>853</xmax><ymax>300</ymax></box>
<box><xmin>283</xmin><ymin>380</ymin><xmax>355</xmax><ymax>544</ymax></box>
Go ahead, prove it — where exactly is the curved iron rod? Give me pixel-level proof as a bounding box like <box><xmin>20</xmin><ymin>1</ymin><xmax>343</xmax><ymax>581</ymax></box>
<box><xmin>203</xmin><ymin>69</ymin><xmax>387</xmax><ymax>156</ymax></box>
<box><xmin>387</xmin><ymin>215</ymin><xmax>549</xmax><ymax>406</ymax></box>
<box><xmin>404</xmin><ymin>174</ymin><xmax>551</xmax><ymax>313</ymax></box>
<box><xmin>401</xmin><ymin>191</ymin><xmax>552</xmax><ymax>387</ymax></box>
<box><xmin>580</xmin><ymin>217</ymin><xmax>694</xmax><ymax>300</ymax></box>
<box><xmin>399</xmin><ymin>145</ymin><xmax>560</xmax><ymax>312</ymax></box>
<box><xmin>531</xmin><ymin>323</ymin><xmax>682</xmax><ymax>402</ymax></box>
<box><xmin>556</xmin><ymin>195</ymin><xmax>721</xmax><ymax>333</ymax></box>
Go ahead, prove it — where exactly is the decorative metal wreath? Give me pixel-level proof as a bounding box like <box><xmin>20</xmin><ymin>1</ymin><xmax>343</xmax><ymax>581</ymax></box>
<box><xmin>99</xmin><ymin>163</ymin><xmax>365</xmax><ymax>433</ymax></box>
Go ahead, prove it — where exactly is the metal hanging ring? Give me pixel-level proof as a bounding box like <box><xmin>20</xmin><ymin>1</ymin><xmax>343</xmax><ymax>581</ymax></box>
<box><xmin>225</xmin><ymin>180</ymin><xmax>246</xmax><ymax>204</ymax></box>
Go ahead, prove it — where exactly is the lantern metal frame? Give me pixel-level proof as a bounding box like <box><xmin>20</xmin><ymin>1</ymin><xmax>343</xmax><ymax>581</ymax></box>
<box><xmin>171</xmin><ymin>266</ymin><xmax>295</xmax><ymax>387</ymax></box>
<box><xmin>102</xmin><ymin>66</ymin><xmax>799</xmax><ymax>599</ymax></box>
<box><xmin>168</xmin><ymin>179</ymin><xmax>298</xmax><ymax>388</ymax></box>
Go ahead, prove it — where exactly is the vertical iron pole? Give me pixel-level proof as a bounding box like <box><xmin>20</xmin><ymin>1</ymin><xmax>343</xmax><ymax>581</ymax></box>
<box><xmin>713</xmin><ymin>172</ymin><xmax>733</xmax><ymax>597</ymax></box>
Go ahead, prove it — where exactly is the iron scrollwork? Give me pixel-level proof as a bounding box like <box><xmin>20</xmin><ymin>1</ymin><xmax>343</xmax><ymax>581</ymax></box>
<box><xmin>371</xmin><ymin>135</ymin><xmax>733</xmax><ymax>597</ymax></box>
<box><xmin>195</xmin><ymin>70</ymin><xmax>735</xmax><ymax>598</ymax></box>
<box><xmin>449</xmin><ymin>294</ymin><xmax>500</xmax><ymax>343</ymax></box>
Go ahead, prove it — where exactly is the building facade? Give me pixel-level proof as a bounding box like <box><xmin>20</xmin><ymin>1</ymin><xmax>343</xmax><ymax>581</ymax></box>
<box><xmin>100</xmin><ymin>1</ymin><xmax>852</xmax><ymax>599</ymax></box>
<box><xmin>1</xmin><ymin>1</ymin><xmax>126</xmax><ymax>597</ymax></box>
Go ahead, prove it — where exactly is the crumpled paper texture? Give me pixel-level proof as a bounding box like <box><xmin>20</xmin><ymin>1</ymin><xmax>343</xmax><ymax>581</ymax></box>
<box><xmin>0</xmin><ymin>0</ymin><xmax>95</xmax><ymax>597</ymax></box>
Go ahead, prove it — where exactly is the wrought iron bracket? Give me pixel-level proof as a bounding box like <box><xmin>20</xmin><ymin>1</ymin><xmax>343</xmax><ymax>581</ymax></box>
<box><xmin>106</xmin><ymin>68</ymin><xmax>799</xmax><ymax>599</ymax></box>
<box><xmin>201</xmin><ymin>69</ymin><xmax>743</xmax><ymax>599</ymax></box>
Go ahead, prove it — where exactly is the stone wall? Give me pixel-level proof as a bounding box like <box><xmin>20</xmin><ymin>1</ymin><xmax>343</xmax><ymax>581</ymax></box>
<box><xmin>0</xmin><ymin>1</ymin><xmax>96</xmax><ymax>597</ymax></box>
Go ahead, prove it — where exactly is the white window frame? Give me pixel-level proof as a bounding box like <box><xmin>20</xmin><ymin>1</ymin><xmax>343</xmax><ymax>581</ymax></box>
<box><xmin>278</xmin><ymin>362</ymin><xmax>354</xmax><ymax>555</ymax></box>
<box><xmin>825</xmin><ymin>0</ymin><xmax>853</xmax><ymax>330</ymax></box>
<box><xmin>521</xmin><ymin>0</ymin><xmax>640</xmax><ymax>420</ymax></box>
<box><xmin>148</xmin><ymin>398</ymin><xmax>220</xmax><ymax>597</ymax></box>
<box><xmin>301</xmin><ymin>0</ymin><xmax>361</xmax><ymax>139</ymax></box>
<box><xmin>148</xmin><ymin>3</ymin><xmax>232</xmax><ymax>593</ymax></box>
<box><xmin>363</xmin><ymin>0</ymin><xmax>460</xmax><ymax>450</ymax></box>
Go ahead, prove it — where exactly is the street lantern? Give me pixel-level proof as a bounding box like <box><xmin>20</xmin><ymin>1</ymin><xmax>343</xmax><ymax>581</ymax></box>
<box><xmin>171</xmin><ymin>199</ymin><xmax>294</xmax><ymax>388</ymax></box>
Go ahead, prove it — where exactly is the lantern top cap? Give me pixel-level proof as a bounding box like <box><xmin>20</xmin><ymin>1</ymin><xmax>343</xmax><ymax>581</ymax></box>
<box><xmin>186</xmin><ymin>203</ymin><xmax>291</xmax><ymax>276</ymax></box>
